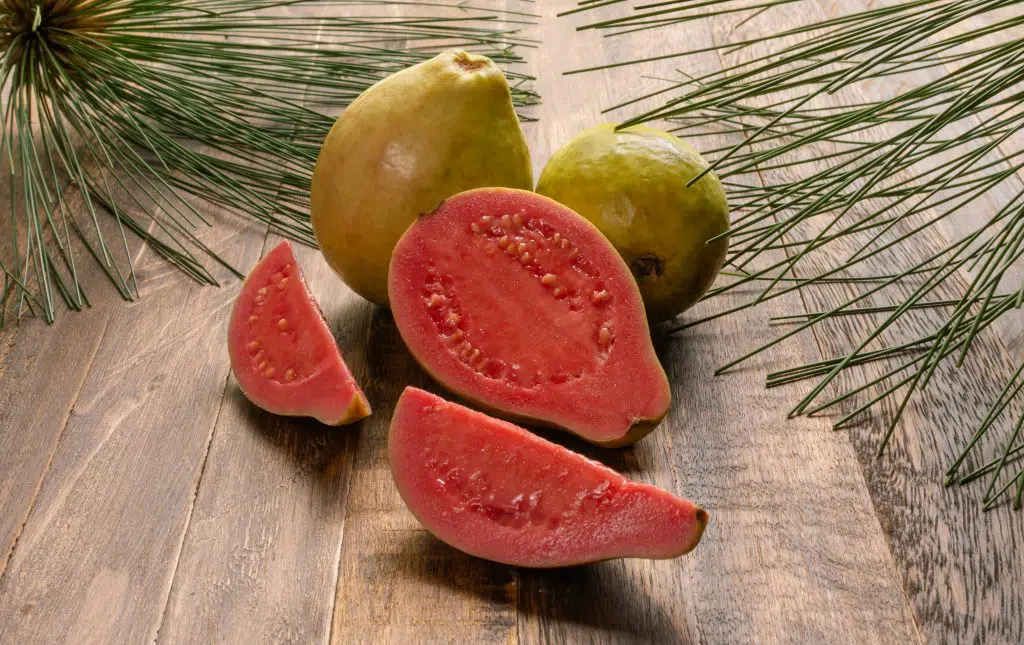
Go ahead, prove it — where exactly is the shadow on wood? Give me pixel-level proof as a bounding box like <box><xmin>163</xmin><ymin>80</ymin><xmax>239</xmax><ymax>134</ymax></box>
<box><xmin>389</xmin><ymin>531</ymin><xmax>686</xmax><ymax>643</ymax></box>
<box><xmin>232</xmin><ymin>387</ymin><xmax>360</xmax><ymax>501</ymax></box>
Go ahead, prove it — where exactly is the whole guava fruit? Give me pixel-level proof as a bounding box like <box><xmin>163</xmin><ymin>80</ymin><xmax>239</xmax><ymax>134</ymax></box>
<box><xmin>311</xmin><ymin>50</ymin><xmax>533</xmax><ymax>306</ymax></box>
<box><xmin>536</xmin><ymin>124</ymin><xmax>729</xmax><ymax>324</ymax></box>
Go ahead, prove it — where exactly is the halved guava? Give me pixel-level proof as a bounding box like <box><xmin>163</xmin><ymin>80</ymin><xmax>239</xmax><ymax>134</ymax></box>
<box><xmin>227</xmin><ymin>240</ymin><xmax>370</xmax><ymax>425</ymax></box>
<box><xmin>389</xmin><ymin>387</ymin><xmax>707</xmax><ymax>567</ymax></box>
<box><xmin>388</xmin><ymin>187</ymin><xmax>670</xmax><ymax>446</ymax></box>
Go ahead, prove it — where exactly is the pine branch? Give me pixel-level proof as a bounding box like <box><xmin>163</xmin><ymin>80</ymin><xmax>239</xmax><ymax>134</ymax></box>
<box><xmin>0</xmin><ymin>0</ymin><xmax>539</xmax><ymax>322</ymax></box>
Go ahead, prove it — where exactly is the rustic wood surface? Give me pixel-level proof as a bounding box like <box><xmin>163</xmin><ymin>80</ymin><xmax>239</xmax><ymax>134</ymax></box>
<box><xmin>0</xmin><ymin>1</ymin><xmax>1021</xmax><ymax>643</ymax></box>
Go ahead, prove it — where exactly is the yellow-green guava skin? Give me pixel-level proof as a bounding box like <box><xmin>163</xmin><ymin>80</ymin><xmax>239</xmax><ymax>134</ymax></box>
<box><xmin>536</xmin><ymin>124</ymin><xmax>730</xmax><ymax>324</ymax></box>
<box><xmin>311</xmin><ymin>50</ymin><xmax>533</xmax><ymax>306</ymax></box>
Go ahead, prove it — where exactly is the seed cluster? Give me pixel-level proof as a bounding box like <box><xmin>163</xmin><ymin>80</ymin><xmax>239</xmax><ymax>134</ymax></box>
<box><xmin>426</xmin><ymin>446</ymin><xmax>560</xmax><ymax>530</ymax></box>
<box><xmin>246</xmin><ymin>262</ymin><xmax>299</xmax><ymax>383</ymax></box>
<box><xmin>424</xmin><ymin>442</ymin><xmax>622</xmax><ymax>531</ymax></box>
<box><xmin>422</xmin><ymin>211</ymin><xmax>617</xmax><ymax>387</ymax></box>
<box><xmin>475</xmin><ymin>211</ymin><xmax>618</xmax><ymax>356</ymax></box>
<box><xmin>422</xmin><ymin>268</ymin><xmax>520</xmax><ymax>384</ymax></box>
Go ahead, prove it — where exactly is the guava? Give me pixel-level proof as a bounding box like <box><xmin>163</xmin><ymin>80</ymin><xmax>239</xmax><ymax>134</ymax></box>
<box><xmin>227</xmin><ymin>240</ymin><xmax>370</xmax><ymax>425</ymax></box>
<box><xmin>536</xmin><ymin>123</ymin><xmax>730</xmax><ymax>323</ymax></box>
<box><xmin>311</xmin><ymin>49</ymin><xmax>533</xmax><ymax>306</ymax></box>
<box><xmin>389</xmin><ymin>387</ymin><xmax>708</xmax><ymax>567</ymax></box>
<box><xmin>388</xmin><ymin>187</ymin><xmax>670</xmax><ymax>447</ymax></box>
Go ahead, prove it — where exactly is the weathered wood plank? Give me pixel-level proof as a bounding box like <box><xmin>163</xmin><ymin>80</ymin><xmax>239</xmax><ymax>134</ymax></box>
<box><xmin>0</xmin><ymin>293</ymin><xmax>110</xmax><ymax>577</ymax></box>
<box><xmin>699</xmin><ymin>1</ymin><xmax>1024</xmax><ymax>641</ymax></box>
<box><xmin>516</xmin><ymin>2</ymin><xmax>921</xmax><ymax>644</ymax></box>
<box><xmin>0</xmin><ymin>197</ymin><xmax>266</xmax><ymax>644</ymax></box>
<box><xmin>0</xmin><ymin>181</ymin><xmax>158</xmax><ymax>579</ymax></box>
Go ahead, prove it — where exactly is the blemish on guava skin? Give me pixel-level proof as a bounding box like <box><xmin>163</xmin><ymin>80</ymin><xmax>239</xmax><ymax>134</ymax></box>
<box><xmin>453</xmin><ymin>52</ymin><xmax>489</xmax><ymax>73</ymax></box>
<box><xmin>630</xmin><ymin>254</ymin><xmax>666</xmax><ymax>281</ymax></box>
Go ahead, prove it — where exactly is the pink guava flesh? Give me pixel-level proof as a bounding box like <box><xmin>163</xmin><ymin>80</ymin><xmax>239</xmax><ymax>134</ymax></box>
<box><xmin>389</xmin><ymin>387</ymin><xmax>708</xmax><ymax>567</ymax></box>
<box><xmin>227</xmin><ymin>240</ymin><xmax>370</xmax><ymax>425</ymax></box>
<box><xmin>388</xmin><ymin>187</ymin><xmax>670</xmax><ymax>446</ymax></box>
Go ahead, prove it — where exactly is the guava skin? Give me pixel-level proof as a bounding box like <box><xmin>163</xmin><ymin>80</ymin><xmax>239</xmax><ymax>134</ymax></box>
<box><xmin>536</xmin><ymin>124</ymin><xmax>730</xmax><ymax>324</ymax></box>
<box><xmin>311</xmin><ymin>49</ymin><xmax>533</xmax><ymax>306</ymax></box>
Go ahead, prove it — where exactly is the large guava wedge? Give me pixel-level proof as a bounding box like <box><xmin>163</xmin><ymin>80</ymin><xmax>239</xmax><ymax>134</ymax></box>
<box><xmin>227</xmin><ymin>240</ymin><xmax>370</xmax><ymax>425</ymax></box>
<box><xmin>389</xmin><ymin>387</ymin><xmax>708</xmax><ymax>567</ymax></box>
<box><xmin>388</xmin><ymin>187</ymin><xmax>671</xmax><ymax>447</ymax></box>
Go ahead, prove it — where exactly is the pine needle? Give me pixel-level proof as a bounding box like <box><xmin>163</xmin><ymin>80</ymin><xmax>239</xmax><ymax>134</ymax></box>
<box><xmin>0</xmin><ymin>0</ymin><xmax>539</xmax><ymax>323</ymax></box>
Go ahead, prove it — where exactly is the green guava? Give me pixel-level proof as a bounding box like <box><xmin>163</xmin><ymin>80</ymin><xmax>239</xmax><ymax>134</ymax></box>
<box><xmin>536</xmin><ymin>124</ymin><xmax>729</xmax><ymax>324</ymax></box>
<box><xmin>311</xmin><ymin>50</ymin><xmax>533</xmax><ymax>306</ymax></box>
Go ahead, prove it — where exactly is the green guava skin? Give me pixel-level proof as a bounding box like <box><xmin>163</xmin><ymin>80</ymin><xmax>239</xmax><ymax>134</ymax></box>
<box><xmin>536</xmin><ymin>124</ymin><xmax>730</xmax><ymax>324</ymax></box>
<box><xmin>311</xmin><ymin>49</ymin><xmax>533</xmax><ymax>306</ymax></box>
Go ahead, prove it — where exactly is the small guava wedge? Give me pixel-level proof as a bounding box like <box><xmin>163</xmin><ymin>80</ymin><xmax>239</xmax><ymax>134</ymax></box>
<box><xmin>228</xmin><ymin>240</ymin><xmax>370</xmax><ymax>425</ymax></box>
<box><xmin>389</xmin><ymin>387</ymin><xmax>708</xmax><ymax>567</ymax></box>
<box><xmin>388</xmin><ymin>187</ymin><xmax>670</xmax><ymax>446</ymax></box>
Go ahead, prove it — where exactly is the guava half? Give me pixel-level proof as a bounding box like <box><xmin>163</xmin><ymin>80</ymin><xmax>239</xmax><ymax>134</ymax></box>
<box><xmin>388</xmin><ymin>187</ymin><xmax>671</xmax><ymax>446</ymax></box>
<box><xmin>389</xmin><ymin>387</ymin><xmax>708</xmax><ymax>567</ymax></box>
<box><xmin>227</xmin><ymin>240</ymin><xmax>370</xmax><ymax>425</ymax></box>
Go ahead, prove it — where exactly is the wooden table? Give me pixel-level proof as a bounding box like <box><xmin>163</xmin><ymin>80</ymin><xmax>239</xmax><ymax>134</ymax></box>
<box><xmin>1</xmin><ymin>1</ymin><xmax>1022</xmax><ymax>643</ymax></box>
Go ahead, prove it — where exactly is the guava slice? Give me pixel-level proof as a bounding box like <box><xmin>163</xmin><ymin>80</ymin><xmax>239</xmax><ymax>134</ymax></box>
<box><xmin>227</xmin><ymin>240</ymin><xmax>370</xmax><ymax>425</ymax></box>
<box><xmin>388</xmin><ymin>187</ymin><xmax>670</xmax><ymax>446</ymax></box>
<box><xmin>389</xmin><ymin>387</ymin><xmax>707</xmax><ymax>567</ymax></box>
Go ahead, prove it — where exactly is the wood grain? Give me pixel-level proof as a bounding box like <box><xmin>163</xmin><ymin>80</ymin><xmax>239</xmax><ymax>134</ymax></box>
<box><xmin>0</xmin><ymin>272</ymin><xmax>110</xmax><ymax>577</ymax></box>
<box><xmin>0</xmin><ymin>177</ymin><xmax>172</xmax><ymax>579</ymax></box>
<box><xmin>0</xmin><ymin>172</ymin><xmax>267</xmax><ymax>644</ymax></box>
